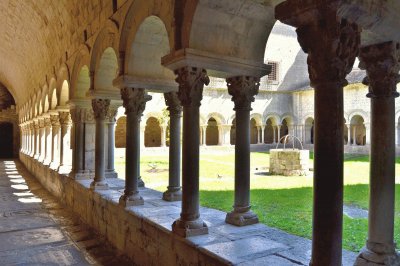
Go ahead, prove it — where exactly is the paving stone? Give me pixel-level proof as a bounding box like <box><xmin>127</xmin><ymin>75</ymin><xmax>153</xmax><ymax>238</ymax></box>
<box><xmin>201</xmin><ymin>236</ymin><xmax>289</xmax><ymax>264</ymax></box>
<box><xmin>0</xmin><ymin>214</ymin><xmax>55</xmax><ymax>233</ymax></box>
<box><xmin>237</xmin><ymin>254</ymin><xmax>304</xmax><ymax>266</ymax></box>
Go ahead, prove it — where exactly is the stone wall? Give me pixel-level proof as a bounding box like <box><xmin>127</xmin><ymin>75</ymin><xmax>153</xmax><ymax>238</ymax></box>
<box><xmin>270</xmin><ymin>149</ymin><xmax>309</xmax><ymax>176</ymax></box>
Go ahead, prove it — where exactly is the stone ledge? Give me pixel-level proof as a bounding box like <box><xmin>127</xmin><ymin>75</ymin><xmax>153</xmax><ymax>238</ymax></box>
<box><xmin>19</xmin><ymin>153</ymin><xmax>357</xmax><ymax>265</ymax></box>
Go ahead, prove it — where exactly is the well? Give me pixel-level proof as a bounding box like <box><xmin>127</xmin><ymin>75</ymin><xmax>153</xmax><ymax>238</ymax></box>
<box><xmin>269</xmin><ymin>135</ymin><xmax>309</xmax><ymax>176</ymax></box>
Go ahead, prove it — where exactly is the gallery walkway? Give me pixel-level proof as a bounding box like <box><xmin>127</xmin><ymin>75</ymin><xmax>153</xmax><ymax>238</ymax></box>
<box><xmin>0</xmin><ymin>160</ymin><xmax>131</xmax><ymax>265</ymax></box>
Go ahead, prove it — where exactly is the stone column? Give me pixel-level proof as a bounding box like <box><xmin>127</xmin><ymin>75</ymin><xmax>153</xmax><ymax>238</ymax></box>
<box><xmin>172</xmin><ymin>66</ymin><xmax>209</xmax><ymax>237</ymax></box>
<box><xmin>105</xmin><ymin>108</ymin><xmax>118</xmax><ymax>179</ymax></box>
<box><xmin>355</xmin><ymin>41</ymin><xmax>400</xmax><ymax>265</ymax></box>
<box><xmin>160</xmin><ymin>124</ymin><xmax>167</xmax><ymax>147</ymax></box>
<box><xmin>31</xmin><ymin>122</ymin><xmax>36</xmax><ymax>157</ymax></box>
<box><xmin>272</xmin><ymin>126</ymin><xmax>276</xmax><ymax>144</ymax></box>
<box><xmin>364</xmin><ymin>122</ymin><xmax>370</xmax><ymax>145</ymax></box>
<box><xmin>58</xmin><ymin>111</ymin><xmax>72</xmax><ymax>174</ymax></box>
<box><xmin>346</xmin><ymin>123</ymin><xmax>351</xmax><ymax>146</ymax></box>
<box><xmin>256</xmin><ymin>126</ymin><xmax>261</xmax><ymax>144</ymax></box>
<box><xmin>201</xmin><ymin>125</ymin><xmax>207</xmax><ymax>146</ymax></box>
<box><xmin>38</xmin><ymin>118</ymin><xmax>45</xmax><ymax>161</ymax></box>
<box><xmin>49</xmin><ymin>113</ymin><xmax>60</xmax><ymax>170</ymax></box>
<box><xmin>261</xmin><ymin>125</ymin><xmax>265</xmax><ymax>144</ymax></box>
<box><xmin>43</xmin><ymin>116</ymin><xmax>52</xmax><ymax>165</ymax></box>
<box><xmin>163</xmin><ymin>91</ymin><xmax>182</xmax><ymax>201</ymax></box>
<box><xmin>397</xmin><ymin>125</ymin><xmax>400</xmax><ymax>146</ymax></box>
<box><xmin>90</xmin><ymin>99</ymin><xmax>110</xmax><ymax>190</ymax></box>
<box><xmin>225</xmin><ymin>76</ymin><xmax>260</xmax><ymax>226</ymax></box>
<box><xmin>119</xmin><ymin>88</ymin><xmax>151</xmax><ymax>206</ymax></box>
<box><xmin>352</xmin><ymin>126</ymin><xmax>357</xmax><ymax>146</ymax></box>
<box><xmin>140</xmin><ymin>125</ymin><xmax>145</xmax><ymax>148</ymax></box>
<box><xmin>70</xmin><ymin>108</ymin><xmax>87</xmax><ymax>179</ymax></box>
<box><xmin>276</xmin><ymin>3</ymin><xmax>360</xmax><ymax>264</ymax></box>
<box><xmin>276</xmin><ymin>125</ymin><xmax>281</xmax><ymax>144</ymax></box>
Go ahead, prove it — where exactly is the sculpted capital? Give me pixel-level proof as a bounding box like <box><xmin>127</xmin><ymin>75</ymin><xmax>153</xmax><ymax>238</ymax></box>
<box><xmin>92</xmin><ymin>99</ymin><xmax>110</xmax><ymax>120</ymax></box>
<box><xmin>226</xmin><ymin>76</ymin><xmax>260</xmax><ymax>111</ymax></box>
<box><xmin>175</xmin><ymin>67</ymin><xmax>209</xmax><ymax>107</ymax></box>
<box><xmin>164</xmin><ymin>91</ymin><xmax>182</xmax><ymax>115</ymax></box>
<box><xmin>121</xmin><ymin>88</ymin><xmax>151</xmax><ymax>116</ymax></box>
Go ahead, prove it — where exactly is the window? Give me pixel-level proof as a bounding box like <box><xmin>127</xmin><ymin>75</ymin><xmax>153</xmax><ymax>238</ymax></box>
<box><xmin>266</xmin><ymin>61</ymin><xmax>279</xmax><ymax>82</ymax></box>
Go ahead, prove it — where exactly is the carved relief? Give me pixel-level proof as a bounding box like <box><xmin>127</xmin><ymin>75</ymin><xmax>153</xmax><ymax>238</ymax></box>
<box><xmin>58</xmin><ymin>111</ymin><xmax>71</xmax><ymax>125</ymax></box>
<box><xmin>44</xmin><ymin>117</ymin><xmax>51</xmax><ymax>127</ymax></box>
<box><xmin>359</xmin><ymin>41</ymin><xmax>400</xmax><ymax>98</ymax></box>
<box><xmin>164</xmin><ymin>92</ymin><xmax>182</xmax><ymax>115</ymax></box>
<box><xmin>175</xmin><ymin>67</ymin><xmax>210</xmax><ymax>107</ymax></box>
<box><xmin>121</xmin><ymin>88</ymin><xmax>152</xmax><ymax>116</ymax></box>
<box><xmin>106</xmin><ymin>108</ymin><xmax>118</xmax><ymax>122</ymax></box>
<box><xmin>226</xmin><ymin>76</ymin><xmax>260</xmax><ymax>111</ymax></box>
<box><xmin>295</xmin><ymin>11</ymin><xmax>360</xmax><ymax>87</ymax></box>
<box><xmin>50</xmin><ymin>114</ymin><xmax>60</xmax><ymax>127</ymax></box>
<box><xmin>91</xmin><ymin>99</ymin><xmax>110</xmax><ymax>120</ymax></box>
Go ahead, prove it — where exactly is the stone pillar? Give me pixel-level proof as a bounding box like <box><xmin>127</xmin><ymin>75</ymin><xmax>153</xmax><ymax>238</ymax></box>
<box><xmin>160</xmin><ymin>124</ymin><xmax>167</xmax><ymax>147</ymax></box>
<box><xmin>163</xmin><ymin>91</ymin><xmax>182</xmax><ymax>201</ymax></box>
<box><xmin>90</xmin><ymin>99</ymin><xmax>110</xmax><ymax>190</ymax></box>
<box><xmin>105</xmin><ymin>108</ymin><xmax>118</xmax><ymax>179</ymax></box>
<box><xmin>49</xmin><ymin>113</ymin><xmax>60</xmax><ymax>170</ymax></box>
<box><xmin>346</xmin><ymin>123</ymin><xmax>351</xmax><ymax>146</ymax></box>
<box><xmin>397</xmin><ymin>125</ymin><xmax>400</xmax><ymax>146</ymax></box>
<box><xmin>364</xmin><ymin>122</ymin><xmax>370</xmax><ymax>145</ymax></box>
<box><xmin>225</xmin><ymin>76</ymin><xmax>260</xmax><ymax>226</ymax></box>
<box><xmin>355</xmin><ymin>41</ymin><xmax>400</xmax><ymax>265</ymax></box>
<box><xmin>272</xmin><ymin>126</ymin><xmax>276</xmax><ymax>144</ymax></box>
<box><xmin>256</xmin><ymin>126</ymin><xmax>261</xmax><ymax>144</ymax></box>
<box><xmin>38</xmin><ymin>118</ymin><xmax>45</xmax><ymax>162</ymax></box>
<box><xmin>261</xmin><ymin>125</ymin><xmax>265</xmax><ymax>144</ymax></box>
<box><xmin>201</xmin><ymin>125</ymin><xmax>207</xmax><ymax>146</ymax></box>
<box><xmin>58</xmin><ymin>111</ymin><xmax>72</xmax><ymax>174</ymax></box>
<box><xmin>119</xmin><ymin>88</ymin><xmax>151</xmax><ymax>206</ymax></box>
<box><xmin>276</xmin><ymin>125</ymin><xmax>281</xmax><ymax>144</ymax></box>
<box><xmin>276</xmin><ymin>3</ymin><xmax>360</xmax><ymax>264</ymax></box>
<box><xmin>31</xmin><ymin>122</ymin><xmax>36</xmax><ymax>157</ymax></box>
<box><xmin>43</xmin><ymin>116</ymin><xmax>52</xmax><ymax>165</ymax></box>
<box><xmin>352</xmin><ymin>126</ymin><xmax>357</xmax><ymax>146</ymax></box>
<box><xmin>70</xmin><ymin>108</ymin><xmax>87</xmax><ymax>179</ymax></box>
<box><xmin>172</xmin><ymin>66</ymin><xmax>209</xmax><ymax>237</ymax></box>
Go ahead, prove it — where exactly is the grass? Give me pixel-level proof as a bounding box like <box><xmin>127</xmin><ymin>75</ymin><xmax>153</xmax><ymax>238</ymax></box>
<box><xmin>114</xmin><ymin>150</ymin><xmax>400</xmax><ymax>252</ymax></box>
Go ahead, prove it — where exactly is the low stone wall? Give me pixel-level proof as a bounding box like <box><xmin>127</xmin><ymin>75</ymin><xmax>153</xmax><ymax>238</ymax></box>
<box><xmin>19</xmin><ymin>153</ymin><xmax>226</xmax><ymax>266</ymax></box>
<box><xmin>269</xmin><ymin>149</ymin><xmax>309</xmax><ymax>176</ymax></box>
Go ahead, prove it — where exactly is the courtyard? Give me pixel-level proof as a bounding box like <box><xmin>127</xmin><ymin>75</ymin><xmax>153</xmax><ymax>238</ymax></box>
<box><xmin>114</xmin><ymin>149</ymin><xmax>400</xmax><ymax>253</ymax></box>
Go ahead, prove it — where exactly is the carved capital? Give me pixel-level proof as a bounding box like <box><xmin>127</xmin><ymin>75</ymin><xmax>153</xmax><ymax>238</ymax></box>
<box><xmin>50</xmin><ymin>114</ymin><xmax>60</xmax><ymax>127</ymax></box>
<box><xmin>106</xmin><ymin>108</ymin><xmax>118</xmax><ymax>123</ymax></box>
<box><xmin>58</xmin><ymin>111</ymin><xmax>71</xmax><ymax>125</ymax></box>
<box><xmin>164</xmin><ymin>92</ymin><xmax>182</xmax><ymax>115</ymax></box>
<box><xmin>91</xmin><ymin>99</ymin><xmax>110</xmax><ymax>120</ymax></box>
<box><xmin>44</xmin><ymin>117</ymin><xmax>51</xmax><ymax>128</ymax></box>
<box><xmin>121</xmin><ymin>88</ymin><xmax>152</xmax><ymax>116</ymax></box>
<box><xmin>226</xmin><ymin>76</ymin><xmax>260</xmax><ymax>111</ymax></box>
<box><xmin>38</xmin><ymin>118</ymin><xmax>45</xmax><ymax>129</ymax></box>
<box><xmin>295</xmin><ymin>11</ymin><xmax>360</xmax><ymax>87</ymax></box>
<box><xmin>175</xmin><ymin>67</ymin><xmax>210</xmax><ymax>107</ymax></box>
<box><xmin>359</xmin><ymin>41</ymin><xmax>400</xmax><ymax>98</ymax></box>
<box><xmin>84</xmin><ymin>109</ymin><xmax>95</xmax><ymax>123</ymax></box>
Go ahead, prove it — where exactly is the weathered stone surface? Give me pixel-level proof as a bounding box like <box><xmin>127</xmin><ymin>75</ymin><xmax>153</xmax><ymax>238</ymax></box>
<box><xmin>270</xmin><ymin>149</ymin><xmax>309</xmax><ymax>176</ymax></box>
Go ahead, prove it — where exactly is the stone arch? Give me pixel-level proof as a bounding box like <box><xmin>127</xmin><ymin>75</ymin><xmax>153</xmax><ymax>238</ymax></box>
<box><xmin>344</xmin><ymin>118</ymin><xmax>349</xmax><ymax>144</ymax></box>
<box><xmin>0</xmin><ymin>122</ymin><xmax>14</xmax><ymax>158</ymax></box>
<box><xmin>119</xmin><ymin>0</ymin><xmax>174</xmax><ymax>74</ymax></box>
<box><xmin>92</xmin><ymin>46</ymin><xmax>119</xmax><ymax>92</ymax></box>
<box><xmin>181</xmin><ymin>0</ymin><xmax>276</xmax><ymax>64</ymax></box>
<box><xmin>115</xmin><ymin>116</ymin><xmax>126</xmax><ymax>148</ymax></box>
<box><xmin>50</xmin><ymin>88</ymin><xmax>58</xmax><ymax>110</ymax></box>
<box><xmin>250</xmin><ymin>113</ymin><xmax>263</xmax><ymax>126</ymax></box>
<box><xmin>145</xmin><ymin>116</ymin><xmax>162</xmax><ymax>147</ymax></box>
<box><xmin>350</xmin><ymin>115</ymin><xmax>366</xmax><ymax>146</ymax></box>
<box><xmin>71</xmin><ymin>45</ymin><xmax>91</xmax><ymax>100</ymax></box>
<box><xmin>43</xmin><ymin>95</ymin><xmax>49</xmax><ymax>113</ymax></box>
<box><xmin>206</xmin><ymin>112</ymin><xmax>226</xmax><ymax>125</ymax></box>
<box><xmin>41</xmin><ymin>84</ymin><xmax>49</xmax><ymax>113</ymax></box>
<box><xmin>199</xmin><ymin>114</ymin><xmax>207</xmax><ymax>126</ymax></box>
<box><xmin>227</xmin><ymin>114</ymin><xmax>236</xmax><ymax>125</ymax></box>
<box><xmin>55</xmin><ymin>64</ymin><xmax>70</xmax><ymax>106</ymax></box>
<box><xmin>36</xmin><ymin>91</ymin><xmax>42</xmax><ymax>116</ymax></box>
<box><xmin>264</xmin><ymin>114</ymin><xmax>279</xmax><ymax>126</ymax></box>
<box><xmin>206</xmin><ymin>117</ymin><xmax>219</xmax><ymax>146</ymax></box>
<box><xmin>280</xmin><ymin>118</ymin><xmax>290</xmax><ymax>142</ymax></box>
<box><xmin>264</xmin><ymin>117</ymin><xmax>277</xmax><ymax>144</ymax></box>
<box><xmin>122</xmin><ymin>15</ymin><xmax>175</xmax><ymax>87</ymax></box>
<box><xmin>348</xmin><ymin>110</ymin><xmax>368</xmax><ymax>125</ymax></box>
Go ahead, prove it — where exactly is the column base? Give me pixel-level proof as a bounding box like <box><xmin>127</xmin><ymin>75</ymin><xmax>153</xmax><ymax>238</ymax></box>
<box><xmin>225</xmin><ymin>208</ymin><xmax>259</xmax><ymax>226</ymax></box>
<box><xmin>172</xmin><ymin>218</ymin><xmax>208</xmax><ymax>237</ymax></box>
<box><xmin>90</xmin><ymin>180</ymin><xmax>109</xmax><ymax>190</ymax></box>
<box><xmin>58</xmin><ymin>165</ymin><xmax>71</xmax><ymax>175</ymax></box>
<box><xmin>119</xmin><ymin>193</ymin><xmax>144</xmax><ymax>207</ymax></box>
<box><xmin>105</xmin><ymin>170</ymin><xmax>118</xmax><ymax>179</ymax></box>
<box><xmin>49</xmin><ymin>161</ymin><xmax>60</xmax><ymax>171</ymax></box>
<box><xmin>162</xmin><ymin>187</ymin><xmax>182</xmax><ymax>201</ymax></box>
<box><xmin>138</xmin><ymin>176</ymin><xmax>145</xmax><ymax>187</ymax></box>
<box><xmin>355</xmin><ymin>243</ymin><xmax>400</xmax><ymax>265</ymax></box>
<box><xmin>69</xmin><ymin>171</ymin><xmax>93</xmax><ymax>180</ymax></box>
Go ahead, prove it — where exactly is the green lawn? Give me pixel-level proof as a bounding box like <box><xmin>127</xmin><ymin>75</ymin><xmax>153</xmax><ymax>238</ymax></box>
<box><xmin>115</xmin><ymin>151</ymin><xmax>400</xmax><ymax>252</ymax></box>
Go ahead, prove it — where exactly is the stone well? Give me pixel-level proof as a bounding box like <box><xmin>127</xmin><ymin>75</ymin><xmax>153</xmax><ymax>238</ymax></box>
<box><xmin>269</xmin><ymin>149</ymin><xmax>309</xmax><ymax>176</ymax></box>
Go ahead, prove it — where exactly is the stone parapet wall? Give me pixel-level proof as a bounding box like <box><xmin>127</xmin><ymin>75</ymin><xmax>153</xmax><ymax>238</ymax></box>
<box><xmin>270</xmin><ymin>149</ymin><xmax>309</xmax><ymax>176</ymax></box>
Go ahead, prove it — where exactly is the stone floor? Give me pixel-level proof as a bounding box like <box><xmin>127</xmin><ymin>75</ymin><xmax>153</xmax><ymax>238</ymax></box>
<box><xmin>0</xmin><ymin>160</ymin><xmax>132</xmax><ymax>266</ymax></box>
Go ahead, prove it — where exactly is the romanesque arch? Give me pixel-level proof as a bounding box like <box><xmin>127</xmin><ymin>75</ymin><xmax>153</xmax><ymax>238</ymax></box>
<box><xmin>305</xmin><ymin>117</ymin><xmax>314</xmax><ymax>144</ymax></box>
<box><xmin>206</xmin><ymin>117</ymin><xmax>219</xmax><ymax>146</ymax></box>
<box><xmin>145</xmin><ymin>117</ymin><xmax>162</xmax><ymax>147</ymax></box>
<box><xmin>350</xmin><ymin>115</ymin><xmax>366</xmax><ymax>146</ymax></box>
<box><xmin>250</xmin><ymin>118</ymin><xmax>258</xmax><ymax>144</ymax></box>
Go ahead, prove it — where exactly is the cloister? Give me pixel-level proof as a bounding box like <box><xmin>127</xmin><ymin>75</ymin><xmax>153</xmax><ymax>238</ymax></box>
<box><xmin>1</xmin><ymin>0</ymin><xmax>400</xmax><ymax>265</ymax></box>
